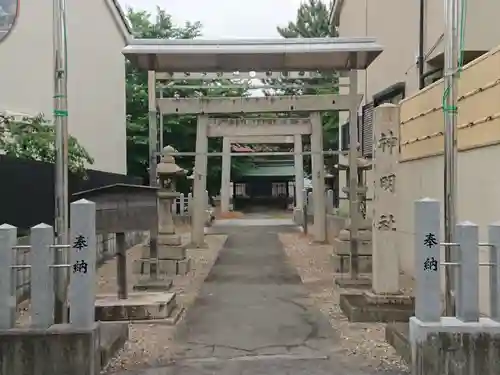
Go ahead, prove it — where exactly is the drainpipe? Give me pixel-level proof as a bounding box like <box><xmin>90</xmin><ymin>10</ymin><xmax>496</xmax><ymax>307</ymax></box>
<box><xmin>418</xmin><ymin>0</ymin><xmax>425</xmax><ymax>89</ymax></box>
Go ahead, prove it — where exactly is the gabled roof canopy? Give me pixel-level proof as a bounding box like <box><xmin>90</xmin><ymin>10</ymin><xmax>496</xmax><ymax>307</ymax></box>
<box><xmin>123</xmin><ymin>37</ymin><xmax>383</xmax><ymax>72</ymax></box>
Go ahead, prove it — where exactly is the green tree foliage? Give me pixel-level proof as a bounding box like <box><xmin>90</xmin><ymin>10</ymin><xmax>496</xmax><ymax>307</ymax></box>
<box><xmin>277</xmin><ymin>0</ymin><xmax>335</xmax><ymax>38</ymax></box>
<box><xmin>126</xmin><ymin>7</ymin><xmax>253</xmax><ymax>195</ymax></box>
<box><xmin>276</xmin><ymin>0</ymin><xmax>340</xmax><ymax>171</ymax></box>
<box><xmin>0</xmin><ymin>113</ymin><xmax>94</xmax><ymax>175</ymax></box>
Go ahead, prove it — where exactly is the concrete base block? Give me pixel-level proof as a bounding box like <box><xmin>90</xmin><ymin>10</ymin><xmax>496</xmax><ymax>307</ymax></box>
<box><xmin>385</xmin><ymin>323</ymin><xmax>411</xmax><ymax>365</ymax></box>
<box><xmin>133</xmin><ymin>277</ymin><xmax>173</xmax><ymax>291</ymax></box>
<box><xmin>177</xmin><ymin>258</ymin><xmax>192</xmax><ymax>275</ymax></box>
<box><xmin>344</xmin><ymin>218</ymin><xmax>373</xmax><ymax>231</ymax></box>
<box><xmin>333</xmin><ymin>238</ymin><xmax>373</xmax><ymax>254</ymax></box>
<box><xmin>410</xmin><ymin>317</ymin><xmax>500</xmax><ymax>375</ymax></box>
<box><xmin>187</xmin><ymin>241</ymin><xmax>208</xmax><ymax>249</ymax></box>
<box><xmin>98</xmin><ymin>322</ymin><xmax>129</xmax><ymax>367</ymax></box>
<box><xmin>157</xmin><ymin>234</ymin><xmax>182</xmax><ymax>246</ymax></box>
<box><xmin>157</xmin><ymin>244</ymin><xmax>187</xmax><ymax>260</ymax></box>
<box><xmin>95</xmin><ymin>292</ymin><xmax>177</xmax><ymax>321</ymax></box>
<box><xmin>335</xmin><ymin>277</ymin><xmax>372</xmax><ymax>289</ymax></box>
<box><xmin>338</xmin><ymin>229</ymin><xmax>372</xmax><ymax>241</ymax></box>
<box><xmin>132</xmin><ymin>259</ymin><xmax>178</xmax><ymax>276</ymax></box>
<box><xmin>339</xmin><ymin>292</ymin><xmax>414</xmax><ymax>322</ymax></box>
<box><xmin>293</xmin><ymin>208</ymin><xmax>303</xmax><ymax>225</ymax></box>
<box><xmin>0</xmin><ymin>322</ymin><xmax>115</xmax><ymax>375</ymax></box>
<box><xmin>331</xmin><ymin>252</ymin><xmax>372</xmax><ymax>274</ymax></box>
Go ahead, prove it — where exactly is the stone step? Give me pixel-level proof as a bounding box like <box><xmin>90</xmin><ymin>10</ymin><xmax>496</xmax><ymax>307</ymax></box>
<box><xmin>331</xmin><ymin>253</ymin><xmax>372</xmax><ymax>274</ymax></box>
<box><xmin>338</xmin><ymin>229</ymin><xmax>372</xmax><ymax>242</ymax></box>
<box><xmin>133</xmin><ymin>257</ymin><xmax>191</xmax><ymax>276</ymax></box>
<box><xmin>95</xmin><ymin>292</ymin><xmax>178</xmax><ymax>321</ymax></box>
<box><xmin>344</xmin><ymin>218</ymin><xmax>373</xmax><ymax>231</ymax></box>
<box><xmin>333</xmin><ymin>238</ymin><xmax>372</xmax><ymax>255</ymax></box>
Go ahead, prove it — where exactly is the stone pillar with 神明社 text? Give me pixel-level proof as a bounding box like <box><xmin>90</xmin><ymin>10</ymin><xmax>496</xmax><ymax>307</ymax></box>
<box><xmin>371</xmin><ymin>103</ymin><xmax>401</xmax><ymax>295</ymax></box>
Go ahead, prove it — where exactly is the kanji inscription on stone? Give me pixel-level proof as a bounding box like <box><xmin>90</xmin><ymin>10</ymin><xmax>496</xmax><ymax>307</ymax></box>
<box><xmin>424</xmin><ymin>233</ymin><xmax>438</xmax><ymax>248</ymax></box>
<box><xmin>377</xmin><ymin>130</ymin><xmax>398</xmax><ymax>154</ymax></box>
<box><xmin>380</xmin><ymin>173</ymin><xmax>396</xmax><ymax>193</ymax></box>
<box><xmin>424</xmin><ymin>256</ymin><xmax>438</xmax><ymax>271</ymax></box>
<box><xmin>72</xmin><ymin>235</ymin><xmax>88</xmax><ymax>251</ymax></box>
<box><xmin>377</xmin><ymin>214</ymin><xmax>396</xmax><ymax>231</ymax></box>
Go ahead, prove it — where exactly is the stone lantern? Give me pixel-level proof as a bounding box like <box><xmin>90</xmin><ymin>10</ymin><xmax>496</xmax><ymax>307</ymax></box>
<box><xmin>135</xmin><ymin>145</ymin><xmax>191</xmax><ymax>292</ymax></box>
<box><xmin>157</xmin><ymin>145</ymin><xmax>185</xmax><ymax>239</ymax></box>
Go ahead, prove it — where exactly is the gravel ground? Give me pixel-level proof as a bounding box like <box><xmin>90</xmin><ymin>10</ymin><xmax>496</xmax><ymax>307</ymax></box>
<box><xmin>102</xmin><ymin>230</ymin><xmax>227</xmax><ymax>374</ymax></box>
<box><xmin>278</xmin><ymin>232</ymin><xmax>411</xmax><ymax>373</ymax></box>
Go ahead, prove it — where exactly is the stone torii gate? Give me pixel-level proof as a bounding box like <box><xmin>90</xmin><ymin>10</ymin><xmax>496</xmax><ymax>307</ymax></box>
<box><xmin>157</xmin><ymin>98</ymin><xmax>357</xmax><ymax>246</ymax></box>
<box><xmin>122</xmin><ymin>38</ymin><xmax>383</xmax><ymax>282</ymax></box>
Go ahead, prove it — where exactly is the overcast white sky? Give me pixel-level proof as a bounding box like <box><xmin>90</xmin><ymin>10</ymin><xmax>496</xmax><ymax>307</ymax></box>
<box><xmin>118</xmin><ymin>0</ymin><xmax>306</xmax><ymax>38</ymax></box>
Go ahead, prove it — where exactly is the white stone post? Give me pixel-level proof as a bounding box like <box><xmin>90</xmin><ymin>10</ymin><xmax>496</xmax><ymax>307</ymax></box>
<box><xmin>310</xmin><ymin>112</ymin><xmax>326</xmax><ymax>242</ymax></box>
<box><xmin>489</xmin><ymin>222</ymin><xmax>500</xmax><ymax>321</ymax></box>
<box><xmin>171</xmin><ymin>197</ymin><xmax>177</xmax><ymax>215</ymax></box>
<box><xmin>69</xmin><ymin>199</ymin><xmax>97</xmax><ymax>328</ymax></box>
<box><xmin>30</xmin><ymin>223</ymin><xmax>55</xmax><ymax>328</ymax></box>
<box><xmin>307</xmin><ymin>191</ymin><xmax>313</xmax><ymax>215</ymax></box>
<box><xmin>294</xmin><ymin>134</ymin><xmax>304</xmax><ymax>210</ymax></box>
<box><xmin>187</xmin><ymin>193</ymin><xmax>193</xmax><ymax>216</ymax></box>
<box><xmin>221</xmin><ymin>137</ymin><xmax>231</xmax><ymax>213</ymax></box>
<box><xmin>456</xmin><ymin>221</ymin><xmax>479</xmax><ymax>322</ymax></box>
<box><xmin>179</xmin><ymin>193</ymin><xmax>186</xmax><ymax>215</ymax></box>
<box><xmin>0</xmin><ymin>224</ymin><xmax>17</xmax><ymax>329</ymax></box>
<box><xmin>372</xmin><ymin>103</ymin><xmax>400</xmax><ymax>294</ymax></box>
<box><xmin>414</xmin><ymin>198</ymin><xmax>441</xmax><ymax>322</ymax></box>
<box><xmin>192</xmin><ymin>115</ymin><xmax>208</xmax><ymax>247</ymax></box>
<box><xmin>326</xmin><ymin>189</ymin><xmax>334</xmax><ymax>214</ymax></box>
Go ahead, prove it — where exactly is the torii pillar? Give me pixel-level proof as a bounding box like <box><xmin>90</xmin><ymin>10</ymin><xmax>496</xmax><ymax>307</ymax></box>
<box><xmin>310</xmin><ymin>112</ymin><xmax>326</xmax><ymax>242</ymax></box>
<box><xmin>220</xmin><ymin>137</ymin><xmax>231</xmax><ymax>213</ymax></box>
<box><xmin>294</xmin><ymin>134</ymin><xmax>304</xmax><ymax>213</ymax></box>
<box><xmin>191</xmin><ymin>115</ymin><xmax>208</xmax><ymax>247</ymax></box>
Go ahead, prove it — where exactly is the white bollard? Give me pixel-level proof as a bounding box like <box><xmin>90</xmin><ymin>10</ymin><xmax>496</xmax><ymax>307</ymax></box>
<box><xmin>69</xmin><ymin>199</ymin><xmax>97</xmax><ymax>328</ymax></box>
<box><xmin>456</xmin><ymin>221</ymin><xmax>479</xmax><ymax>322</ymax></box>
<box><xmin>414</xmin><ymin>198</ymin><xmax>441</xmax><ymax>322</ymax></box>
<box><xmin>489</xmin><ymin>221</ymin><xmax>500</xmax><ymax>321</ymax></box>
<box><xmin>30</xmin><ymin>223</ymin><xmax>55</xmax><ymax>328</ymax></box>
<box><xmin>0</xmin><ymin>224</ymin><xmax>17</xmax><ymax>329</ymax></box>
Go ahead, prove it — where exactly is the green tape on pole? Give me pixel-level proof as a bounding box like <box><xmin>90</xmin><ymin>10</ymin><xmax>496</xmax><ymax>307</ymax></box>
<box><xmin>53</xmin><ymin>110</ymin><xmax>68</xmax><ymax>117</ymax></box>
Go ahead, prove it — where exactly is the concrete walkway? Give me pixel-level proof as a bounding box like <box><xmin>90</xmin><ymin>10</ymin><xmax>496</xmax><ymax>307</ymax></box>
<box><xmin>118</xmin><ymin>221</ymin><xmax>404</xmax><ymax>375</ymax></box>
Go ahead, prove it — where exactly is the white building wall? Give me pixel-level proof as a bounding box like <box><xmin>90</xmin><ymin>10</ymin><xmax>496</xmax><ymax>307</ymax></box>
<box><xmin>0</xmin><ymin>0</ymin><xmax>128</xmax><ymax>174</ymax></box>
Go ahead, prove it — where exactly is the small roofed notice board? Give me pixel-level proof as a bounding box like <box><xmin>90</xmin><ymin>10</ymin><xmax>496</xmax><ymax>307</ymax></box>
<box><xmin>72</xmin><ymin>184</ymin><xmax>158</xmax><ymax>233</ymax></box>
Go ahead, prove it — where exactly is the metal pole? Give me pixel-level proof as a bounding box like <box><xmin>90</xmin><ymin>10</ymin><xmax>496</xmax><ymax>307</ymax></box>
<box><xmin>147</xmin><ymin>71</ymin><xmax>158</xmax><ymax>278</ymax></box>
<box><xmin>443</xmin><ymin>0</ymin><xmax>460</xmax><ymax>316</ymax></box>
<box><xmin>348</xmin><ymin>70</ymin><xmax>360</xmax><ymax>279</ymax></box>
<box><xmin>53</xmin><ymin>0</ymin><xmax>69</xmax><ymax>324</ymax></box>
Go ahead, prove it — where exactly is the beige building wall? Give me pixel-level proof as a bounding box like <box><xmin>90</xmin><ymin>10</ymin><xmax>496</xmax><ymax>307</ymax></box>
<box><xmin>336</xmin><ymin>0</ymin><xmax>420</xmax><ymax>102</ymax></box>
<box><xmin>0</xmin><ymin>0</ymin><xmax>129</xmax><ymax>174</ymax></box>
<box><xmin>334</xmin><ymin>0</ymin><xmax>500</xmax><ymax>225</ymax></box>
<box><xmin>335</xmin><ymin>0</ymin><xmax>500</xmax><ymax>103</ymax></box>
<box><xmin>396</xmin><ymin>44</ymin><xmax>500</xmax><ymax>315</ymax></box>
<box><xmin>425</xmin><ymin>0</ymin><xmax>500</xmax><ymax>62</ymax></box>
